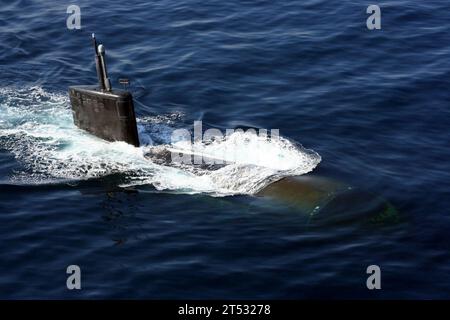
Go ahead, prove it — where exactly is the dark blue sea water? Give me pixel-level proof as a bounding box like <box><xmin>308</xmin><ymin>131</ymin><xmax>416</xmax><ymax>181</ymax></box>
<box><xmin>1</xmin><ymin>0</ymin><xmax>450</xmax><ymax>299</ymax></box>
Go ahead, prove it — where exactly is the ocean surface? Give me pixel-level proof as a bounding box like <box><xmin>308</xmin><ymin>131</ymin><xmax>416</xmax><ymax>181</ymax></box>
<box><xmin>1</xmin><ymin>0</ymin><xmax>450</xmax><ymax>299</ymax></box>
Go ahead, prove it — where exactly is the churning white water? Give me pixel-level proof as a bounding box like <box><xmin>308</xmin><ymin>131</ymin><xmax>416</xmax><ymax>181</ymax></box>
<box><xmin>0</xmin><ymin>86</ymin><xmax>321</xmax><ymax>196</ymax></box>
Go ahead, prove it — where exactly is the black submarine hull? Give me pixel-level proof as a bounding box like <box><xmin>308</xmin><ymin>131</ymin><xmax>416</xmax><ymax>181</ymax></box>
<box><xmin>67</xmin><ymin>35</ymin><xmax>398</xmax><ymax>224</ymax></box>
<box><xmin>69</xmin><ymin>85</ymin><xmax>140</xmax><ymax>147</ymax></box>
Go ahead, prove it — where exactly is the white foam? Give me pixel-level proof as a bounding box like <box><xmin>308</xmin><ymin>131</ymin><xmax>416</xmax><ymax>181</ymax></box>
<box><xmin>0</xmin><ymin>86</ymin><xmax>321</xmax><ymax>196</ymax></box>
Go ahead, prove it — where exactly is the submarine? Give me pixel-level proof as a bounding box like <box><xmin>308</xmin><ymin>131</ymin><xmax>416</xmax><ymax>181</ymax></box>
<box><xmin>69</xmin><ymin>34</ymin><xmax>140</xmax><ymax>147</ymax></box>
<box><xmin>68</xmin><ymin>35</ymin><xmax>398</xmax><ymax>225</ymax></box>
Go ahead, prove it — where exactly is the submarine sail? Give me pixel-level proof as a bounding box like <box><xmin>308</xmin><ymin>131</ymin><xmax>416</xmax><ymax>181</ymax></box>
<box><xmin>69</xmin><ymin>34</ymin><xmax>140</xmax><ymax>147</ymax></box>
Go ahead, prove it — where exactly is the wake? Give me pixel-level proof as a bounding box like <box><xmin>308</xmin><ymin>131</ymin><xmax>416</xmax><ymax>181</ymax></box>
<box><xmin>0</xmin><ymin>86</ymin><xmax>321</xmax><ymax>196</ymax></box>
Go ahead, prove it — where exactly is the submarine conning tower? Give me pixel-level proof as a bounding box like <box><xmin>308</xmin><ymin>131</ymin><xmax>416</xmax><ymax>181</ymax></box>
<box><xmin>69</xmin><ymin>34</ymin><xmax>140</xmax><ymax>147</ymax></box>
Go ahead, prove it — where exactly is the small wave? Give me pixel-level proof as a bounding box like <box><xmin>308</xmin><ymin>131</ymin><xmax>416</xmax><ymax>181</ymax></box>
<box><xmin>0</xmin><ymin>86</ymin><xmax>321</xmax><ymax>196</ymax></box>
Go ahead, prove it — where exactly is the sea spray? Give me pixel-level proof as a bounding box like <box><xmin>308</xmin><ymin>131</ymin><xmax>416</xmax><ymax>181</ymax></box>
<box><xmin>0</xmin><ymin>86</ymin><xmax>321</xmax><ymax>195</ymax></box>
